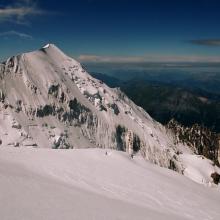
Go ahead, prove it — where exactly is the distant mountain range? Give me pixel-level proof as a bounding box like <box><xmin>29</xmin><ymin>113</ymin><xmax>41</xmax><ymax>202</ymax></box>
<box><xmin>90</xmin><ymin>72</ymin><xmax>220</xmax><ymax>133</ymax></box>
<box><xmin>86</xmin><ymin>62</ymin><xmax>220</xmax><ymax>95</ymax></box>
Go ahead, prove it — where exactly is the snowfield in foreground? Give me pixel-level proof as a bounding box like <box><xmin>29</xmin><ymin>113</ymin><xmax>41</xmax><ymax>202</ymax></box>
<box><xmin>0</xmin><ymin>147</ymin><xmax>220</xmax><ymax>220</ymax></box>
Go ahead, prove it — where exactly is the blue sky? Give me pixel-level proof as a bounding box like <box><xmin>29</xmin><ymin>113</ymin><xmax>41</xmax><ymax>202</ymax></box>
<box><xmin>0</xmin><ymin>0</ymin><xmax>220</xmax><ymax>62</ymax></box>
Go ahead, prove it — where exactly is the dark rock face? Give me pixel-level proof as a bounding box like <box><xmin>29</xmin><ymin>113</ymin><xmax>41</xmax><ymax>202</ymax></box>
<box><xmin>110</xmin><ymin>103</ymin><xmax>120</xmax><ymax>115</ymax></box>
<box><xmin>132</xmin><ymin>134</ymin><xmax>141</xmax><ymax>152</ymax></box>
<box><xmin>52</xmin><ymin>132</ymin><xmax>71</xmax><ymax>149</ymax></box>
<box><xmin>36</xmin><ymin>98</ymin><xmax>91</xmax><ymax>126</ymax></box>
<box><xmin>169</xmin><ymin>160</ymin><xmax>177</xmax><ymax>171</ymax></box>
<box><xmin>36</xmin><ymin>105</ymin><xmax>54</xmax><ymax>117</ymax></box>
<box><xmin>167</xmin><ymin>119</ymin><xmax>219</xmax><ymax>165</ymax></box>
<box><xmin>0</xmin><ymin>90</ymin><xmax>5</xmax><ymax>102</ymax></box>
<box><xmin>115</xmin><ymin>125</ymin><xmax>141</xmax><ymax>153</ymax></box>
<box><xmin>211</xmin><ymin>172</ymin><xmax>220</xmax><ymax>184</ymax></box>
<box><xmin>48</xmin><ymin>84</ymin><xmax>59</xmax><ymax>98</ymax></box>
<box><xmin>15</xmin><ymin>100</ymin><xmax>22</xmax><ymax>113</ymax></box>
<box><xmin>68</xmin><ymin>98</ymin><xmax>90</xmax><ymax>118</ymax></box>
<box><xmin>116</xmin><ymin>125</ymin><xmax>127</xmax><ymax>151</ymax></box>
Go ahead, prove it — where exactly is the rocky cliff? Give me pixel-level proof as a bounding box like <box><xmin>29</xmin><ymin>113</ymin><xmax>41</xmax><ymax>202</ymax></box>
<box><xmin>167</xmin><ymin>119</ymin><xmax>220</xmax><ymax>165</ymax></box>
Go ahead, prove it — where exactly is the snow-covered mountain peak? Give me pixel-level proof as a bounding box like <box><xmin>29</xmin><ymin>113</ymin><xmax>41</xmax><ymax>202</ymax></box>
<box><xmin>0</xmin><ymin>45</ymin><xmax>219</xmax><ymax>186</ymax></box>
<box><xmin>0</xmin><ymin>45</ymin><xmax>175</xmax><ymax>164</ymax></box>
<box><xmin>24</xmin><ymin>43</ymin><xmax>73</xmax><ymax>65</ymax></box>
<box><xmin>40</xmin><ymin>43</ymin><xmax>67</xmax><ymax>56</ymax></box>
<box><xmin>41</xmin><ymin>43</ymin><xmax>62</xmax><ymax>51</ymax></box>
<box><xmin>42</xmin><ymin>43</ymin><xmax>51</xmax><ymax>49</ymax></box>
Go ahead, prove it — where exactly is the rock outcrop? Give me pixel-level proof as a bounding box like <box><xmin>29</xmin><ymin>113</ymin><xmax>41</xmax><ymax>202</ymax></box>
<box><xmin>167</xmin><ymin>119</ymin><xmax>219</xmax><ymax>165</ymax></box>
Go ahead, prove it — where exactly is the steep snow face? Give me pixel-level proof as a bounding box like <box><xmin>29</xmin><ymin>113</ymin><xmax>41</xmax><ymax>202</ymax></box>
<box><xmin>0</xmin><ymin>147</ymin><xmax>220</xmax><ymax>220</ymax></box>
<box><xmin>0</xmin><ymin>44</ymin><xmax>206</xmax><ymax>173</ymax></box>
<box><xmin>180</xmin><ymin>153</ymin><xmax>220</xmax><ymax>186</ymax></box>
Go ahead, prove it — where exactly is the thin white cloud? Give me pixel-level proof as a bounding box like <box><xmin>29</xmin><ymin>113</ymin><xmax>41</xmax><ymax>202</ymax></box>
<box><xmin>0</xmin><ymin>30</ymin><xmax>33</xmax><ymax>39</ymax></box>
<box><xmin>78</xmin><ymin>54</ymin><xmax>220</xmax><ymax>63</ymax></box>
<box><xmin>189</xmin><ymin>39</ymin><xmax>220</xmax><ymax>46</ymax></box>
<box><xmin>0</xmin><ymin>0</ymin><xmax>45</xmax><ymax>24</ymax></box>
<box><xmin>78</xmin><ymin>55</ymin><xmax>147</xmax><ymax>63</ymax></box>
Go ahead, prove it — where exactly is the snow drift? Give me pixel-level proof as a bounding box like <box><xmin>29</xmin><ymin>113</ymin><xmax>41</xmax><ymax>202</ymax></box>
<box><xmin>0</xmin><ymin>147</ymin><xmax>220</xmax><ymax>220</ymax></box>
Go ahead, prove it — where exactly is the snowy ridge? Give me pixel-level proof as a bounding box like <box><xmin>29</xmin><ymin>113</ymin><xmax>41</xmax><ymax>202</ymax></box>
<box><xmin>0</xmin><ymin>44</ymin><xmax>219</xmax><ymax>185</ymax></box>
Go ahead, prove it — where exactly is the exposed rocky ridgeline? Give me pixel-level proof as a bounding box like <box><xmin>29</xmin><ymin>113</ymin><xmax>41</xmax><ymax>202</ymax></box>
<box><xmin>167</xmin><ymin>119</ymin><xmax>220</xmax><ymax>165</ymax></box>
<box><xmin>1</xmin><ymin>44</ymin><xmax>220</xmax><ymax>185</ymax></box>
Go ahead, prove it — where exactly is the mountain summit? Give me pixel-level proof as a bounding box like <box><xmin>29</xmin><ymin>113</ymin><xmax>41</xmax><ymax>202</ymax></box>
<box><xmin>0</xmin><ymin>44</ymin><xmax>219</xmax><ymax>184</ymax></box>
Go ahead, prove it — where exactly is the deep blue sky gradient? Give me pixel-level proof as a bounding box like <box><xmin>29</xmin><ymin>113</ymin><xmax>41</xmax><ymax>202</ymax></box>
<box><xmin>0</xmin><ymin>0</ymin><xmax>220</xmax><ymax>62</ymax></box>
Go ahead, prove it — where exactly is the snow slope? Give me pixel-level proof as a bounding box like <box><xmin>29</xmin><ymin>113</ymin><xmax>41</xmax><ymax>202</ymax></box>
<box><xmin>0</xmin><ymin>147</ymin><xmax>220</xmax><ymax>220</ymax></box>
<box><xmin>180</xmin><ymin>153</ymin><xmax>220</xmax><ymax>186</ymax></box>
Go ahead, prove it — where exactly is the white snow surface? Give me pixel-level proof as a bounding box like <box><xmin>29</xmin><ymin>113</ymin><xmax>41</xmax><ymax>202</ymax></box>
<box><xmin>180</xmin><ymin>153</ymin><xmax>220</xmax><ymax>186</ymax></box>
<box><xmin>0</xmin><ymin>147</ymin><xmax>220</xmax><ymax>220</ymax></box>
